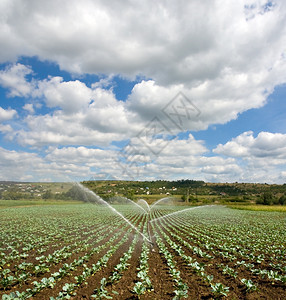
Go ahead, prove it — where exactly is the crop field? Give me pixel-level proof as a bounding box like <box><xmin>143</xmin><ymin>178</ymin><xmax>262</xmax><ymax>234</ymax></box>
<box><xmin>1</xmin><ymin>189</ymin><xmax>286</xmax><ymax>299</ymax></box>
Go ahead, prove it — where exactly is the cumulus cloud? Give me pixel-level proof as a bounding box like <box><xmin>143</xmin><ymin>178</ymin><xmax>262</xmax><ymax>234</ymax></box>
<box><xmin>0</xmin><ymin>0</ymin><xmax>286</xmax><ymax>183</ymax></box>
<box><xmin>23</xmin><ymin>103</ymin><xmax>34</xmax><ymax>114</ymax></box>
<box><xmin>0</xmin><ymin>147</ymin><xmax>43</xmax><ymax>181</ymax></box>
<box><xmin>0</xmin><ymin>0</ymin><xmax>285</xmax><ymax>147</ymax></box>
<box><xmin>0</xmin><ymin>107</ymin><xmax>17</xmax><ymax>122</ymax></box>
<box><xmin>5</xmin><ymin>71</ymin><xmax>273</xmax><ymax>149</ymax></box>
<box><xmin>15</xmin><ymin>112</ymin><xmax>126</xmax><ymax>147</ymax></box>
<box><xmin>37</xmin><ymin>77</ymin><xmax>93</xmax><ymax>114</ymax></box>
<box><xmin>0</xmin><ymin>1</ymin><xmax>285</xmax><ymax>87</ymax></box>
<box><xmin>212</xmin><ymin>131</ymin><xmax>286</xmax><ymax>183</ymax></box>
<box><xmin>0</xmin><ymin>146</ymin><xmax>97</xmax><ymax>182</ymax></box>
<box><xmin>104</xmin><ymin>134</ymin><xmax>242</xmax><ymax>181</ymax></box>
<box><xmin>46</xmin><ymin>146</ymin><xmax>115</xmax><ymax>165</ymax></box>
<box><xmin>126</xmin><ymin>79</ymin><xmax>266</xmax><ymax>132</ymax></box>
<box><xmin>0</xmin><ymin>134</ymin><xmax>283</xmax><ymax>183</ymax></box>
<box><xmin>0</xmin><ymin>124</ymin><xmax>13</xmax><ymax>133</ymax></box>
<box><xmin>0</xmin><ymin>69</ymin><xmax>280</xmax><ymax>149</ymax></box>
<box><xmin>39</xmin><ymin>135</ymin><xmax>210</xmax><ymax>181</ymax></box>
<box><xmin>0</xmin><ymin>63</ymin><xmax>33</xmax><ymax>97</ymax></box>
<box><xmin>214</xmin><ymin>131</ymin><xmax>286</xmax><ymax>159</ymax></box>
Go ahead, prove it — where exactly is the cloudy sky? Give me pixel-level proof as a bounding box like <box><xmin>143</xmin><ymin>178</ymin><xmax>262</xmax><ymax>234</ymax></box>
<box><xmin>0</xmin><ymin>0</ymin><xmax>286</xmax><ymax>183</ymax></box>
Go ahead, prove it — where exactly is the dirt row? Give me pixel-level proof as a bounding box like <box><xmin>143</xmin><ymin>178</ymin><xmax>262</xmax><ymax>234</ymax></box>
<box><xmin>1</xmin><ymin>213</ymin><xmax>285</xmax><ymax>300</ymax></box>
<box><xmin>154</xmin><ymin>218</ymin><xmax>286</xmax><ymax>300</ymax></box>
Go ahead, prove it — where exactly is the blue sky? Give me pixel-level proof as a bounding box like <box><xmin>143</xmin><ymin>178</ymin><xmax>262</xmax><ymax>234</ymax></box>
<box><xmin>0</xmin><ymin>0</ymin><xmax>286</xmax><ymax>183</ymax></box>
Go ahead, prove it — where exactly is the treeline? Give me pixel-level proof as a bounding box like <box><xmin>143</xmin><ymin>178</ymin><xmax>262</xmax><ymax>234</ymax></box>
<box><xmin>83</xmin><ymin>179</ymin><xmax>205</xmax><ymax>190</ymax></box>
<box><xmin>210</xmin><ymin>185</ymin><xmax>247</xmax><ymax>196</ymax></box>
<box><xmin>143</xmin><ymin>179</ymin><xmax>205</xmax><ymax>189</ymax></box>
<box><xmin>256</xmin><ymin>191</ymin><xmax>286</xmax><ymax>205</ymax></box>
<box><xmin>0</xmin><ymin>189</ymin><xmax>73</xmax><ymax>201</ymax></box>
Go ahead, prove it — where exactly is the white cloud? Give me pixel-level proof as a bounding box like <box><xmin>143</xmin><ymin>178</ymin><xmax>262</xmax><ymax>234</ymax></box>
<box><xmin>37</xmin><ymin>77</ymin><xmax>93</xmax><ymax>114</ymax></box>
<box><xmin>1</xmin><ymin>70</ymin><xmax>279</xmax><ymax>149</ymax></box>
<box><xmin>126</xmin><ymin>77</ymin><xmax>271</xmax><ymax>133</ymax></box>
<box><xmin>0</xmin><ymin>146</ymin><xmax>97</xmax><ymax>182</ymax></box>
<box><xmin>201</xmin><ymin>164</ymin><xmax>242</xmax><ymax>175</ymax></box>
<box><xmin>106</xmin><ymin>134</ymin><xmax>240</xmax><ymax>181</ymax></box>
<box><xmin>0</xmin><ymin>1</ymin><xmax>285</xmax><ymax>86</ymax></box>
<box><xmin>0</xmin><ymin>147</ymin><xmax>43</xmax><ymax>181</ymax></box>
<box><xmin>0</xmin><ymin>132</ymin><xmax>284</xmax><ymax>183</ymax></box>
<box><xmin>46</xmin><ymin>146</ymin><xmax>114</xmax><ymax>164</ymax></box>
<box><xmin>23</xmin><ymin>103</ymin><xmax>34</xmax><ymax>114</ymax></box>
<box><xmin>0</xmin><ymin>63</ymin><xmax>33</xmax><ymax>97</ymax></box>
<box><xmin>0</xmin><ymin>1</ymin><xmax>286</xmax><ymax>183</ymax></box>
<box><xmin>0</xmin><ymin>124</ymin><xmax>13</xmax><ymax>133</ymax></box>
<box><xmin>214</xmin><ymin>131</ymin><xmax>286</xmax><ymax>159</ymax></box>
<box><xmin>212</xmin><ymin>131</ymin><xmax>286</xmax><ymax>183</ymax></box>
<box><xmin>15</xmin><ymin>111</ymin><xmax>135</xmax><ymax>147</ymax></box>
<box><xmin>0</xmin><ymin>0</ymin><xmax>285</xmax><ymax>148</ymax></box>
<box><xmin>0</xmin><ymin>107</ymin><xmax>17</xmax><ymax>122</ymax></box>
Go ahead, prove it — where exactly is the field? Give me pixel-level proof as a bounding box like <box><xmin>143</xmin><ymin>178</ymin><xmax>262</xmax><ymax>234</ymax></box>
<box><xmin>227</xmin><ymin>204</ymin><xmax>286</xmax><ymax>213</ymax></box>
<box><xmin>0</xmin><ymin>191</ymin><xmax>285</xmax><ymax>299</ymax></box>
<box><xmin>0</xmin><ymin>200</ymin><xmax>82</xmax><ymax>209</ymax></box>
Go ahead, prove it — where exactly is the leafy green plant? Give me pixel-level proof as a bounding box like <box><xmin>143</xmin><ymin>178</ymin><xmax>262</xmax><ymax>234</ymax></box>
<box><xmin>210</xmin><ymin>282</ymin><xmax>230</xmax><ymax>298</ymax></box>
<box><xmin>133</xmin><ymin>281</ymin><xmax>146</xmax><ymax>296</ymax></box>
<box><xmin>241</xmin><ymin>278</ymin><xmax>257</xmax><ymax>292</ymax></box>
<box><xmin>91</xmin><ymin>278</ymin><xmax>112</xmax><ymax>299</ymax></box>
<box><xmin>1</xmin><ymin>269</ymin><xmax>15</xmax><ymax>290</ymax></box>
<box><xmin>2</xmin><ymin>291</ymin><xmax>26</xmax><ymax>300</ymax></box>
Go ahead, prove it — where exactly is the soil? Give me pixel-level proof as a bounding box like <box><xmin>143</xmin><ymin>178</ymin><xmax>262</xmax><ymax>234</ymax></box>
<box><xmin>1</xmin><ymin>214</ymin><xmax>285</xmax><ymax>300</ymax></box>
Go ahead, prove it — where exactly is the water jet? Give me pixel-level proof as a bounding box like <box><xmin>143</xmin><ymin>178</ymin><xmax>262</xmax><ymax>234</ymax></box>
<box><xmin>76</xmin><ymin>183</ymin><xmax>152</xmax><ymax>244</ymax></box>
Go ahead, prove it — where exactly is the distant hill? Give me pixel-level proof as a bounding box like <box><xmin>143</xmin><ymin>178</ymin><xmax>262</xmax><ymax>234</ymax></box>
<box><xmin>82</xmin><ymin>180</ymin><xmax>286</xmax><ymax>205</ymax></box>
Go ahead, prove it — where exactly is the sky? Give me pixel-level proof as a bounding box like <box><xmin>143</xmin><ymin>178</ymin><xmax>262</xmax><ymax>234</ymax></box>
<box><xmin>0</xmin><ymin>0</ymin><xmax>286</xmax><ymax>183</ymax></box>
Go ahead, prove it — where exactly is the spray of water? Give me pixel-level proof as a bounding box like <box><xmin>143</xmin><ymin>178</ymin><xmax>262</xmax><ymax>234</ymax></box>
<box><xmin>120</xmin><ymin>196</ymin><xmax>148</xmax><ymax>214</ymax></box>
<box><xmin>76</xmin><ymin>183</ymin><xmax>152</xmax><ymax>243</ymax></box>
<box><xmin>151</xmin><ymin>205</ymin><xmax>215</xmax><ymax>223</ymax></box>
<box><xmin>150</xmin><ymin>197</ymin><xmax>174</xmax><ymax>209</ymax></box>
<box><xmin>137</xmin><ymin>199</ymin><xmax>150</xmax><ymax>213</ymax></box>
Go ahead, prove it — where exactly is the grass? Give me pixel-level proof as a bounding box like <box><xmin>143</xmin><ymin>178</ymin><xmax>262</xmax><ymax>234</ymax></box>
<box><xmin>228</xmin><ymin>204</ymin><xmax>286</xmax><ymax>212</ymax></box>
<box><xmin>29</xmin><ymin>182</ymin><xmax>74</xmax><ymax>193</ymax></box>
<box><xmin>0</xmin><ymin>199</ymin><xmax>83</xmax><ymax>209</ymax></box>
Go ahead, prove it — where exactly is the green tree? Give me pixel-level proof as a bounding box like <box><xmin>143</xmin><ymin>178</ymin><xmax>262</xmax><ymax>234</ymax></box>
<box><xmin>279</xmin><ymin>194</ymin><xmax>286</xmax><ymax>205</ymax></box>
<box><xmin>66</xmin><ymin>186</ymin><xmax>84</xmax><ymax>200</ymax></box>
<box><xmin>124</xmin><ymin>190</ymin><xmax>135</xmax><ymax>200</ymax></box>
<box><xmin>259</xmin><ymin>191</ymin><xmax>274</xmax><ymax>205</ymax></box>
<box><xmin>181</xmin><ymin>194</ymin><xmax>187</xmax><ymax>202</ymax></box>
<box><xmin>3</xmin><ymin>191</ymin><xmax>25</xmax><ymax>200</ymax></box>
<box><xmin>42</xmin><ymin>190</ymin><xmax>52</xmax><ymax>199</ymax></box>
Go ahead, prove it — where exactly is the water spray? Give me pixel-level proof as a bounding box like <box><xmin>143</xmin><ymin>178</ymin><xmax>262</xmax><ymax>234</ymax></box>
<box><xmin>150</xmin><ymin>196</ymin><xmax>173</xmax><ymax>209</ymax></box>
<box><xmin>137</xmin><ymin>199</ymin><xmax>150</xmax><ymax>213</ymax></box>
<box><xmin>151</xmin><ymin>205</ymin><xmax>215</xmax><ymax>223</ymax></box>
<box><xmin>76</xmin><ymin>183</ymin><xmax>153</xmax><ymax>244</ymax></box>
<box><xmin>121</xmin><ymin>196</ymin><xmax>148</xmax><ymax>214</ymax></box>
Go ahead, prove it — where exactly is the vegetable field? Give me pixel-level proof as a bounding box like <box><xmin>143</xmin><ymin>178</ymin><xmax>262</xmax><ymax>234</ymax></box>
<box><xmin>1</xmin><ymin>201</ymin><xmax>285</xmax><ymax>299</ymax></box>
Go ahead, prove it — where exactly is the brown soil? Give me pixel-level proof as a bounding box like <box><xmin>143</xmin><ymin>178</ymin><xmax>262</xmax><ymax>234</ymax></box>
<box><xmin>1</xmin><ymin>215</ymin><xmax>285</xmax><ymax>300</ymax></box>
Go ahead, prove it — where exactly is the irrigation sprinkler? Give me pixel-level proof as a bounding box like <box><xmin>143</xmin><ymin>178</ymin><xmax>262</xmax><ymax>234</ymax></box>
<box><xmin>76</xmin><ymin>183</ymin><xmax>153</xmax><ymax>244</ymax></box>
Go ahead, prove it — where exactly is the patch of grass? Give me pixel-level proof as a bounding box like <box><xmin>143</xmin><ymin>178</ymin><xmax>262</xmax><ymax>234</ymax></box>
<box><xmin>30</xmin><ymin>182</ymin><xmax>74</xmax><ymax>193</ymax></box>
<box><xmin>228</xmin><ymin>204</ymin><xmax>286</xmax><ymax>212</ymax></box>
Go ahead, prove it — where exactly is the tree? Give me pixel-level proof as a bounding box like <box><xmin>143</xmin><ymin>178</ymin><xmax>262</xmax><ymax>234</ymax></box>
<box><xmin>66</xmin><ymin>186</ymin><xmax>85</xmax><ymax>200</ymax></box>
<box><xmin>279</xmin><ymin>194</ymin><xmax>286</xmax><ymax>205</ymax></box>
<box><xmin>258</xmin><ymin>191</ymin><xmax>274</xmax><ymax>205</ymax></box>
<box><xmin>124</xmin><ymin>190</ymin><xmax>135</xmax><ymax>200</ymax></box>
<box><xmin>42</xmin><ymin>190</ymin><xmax>52</xmax><ymax>199</ymax></box>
